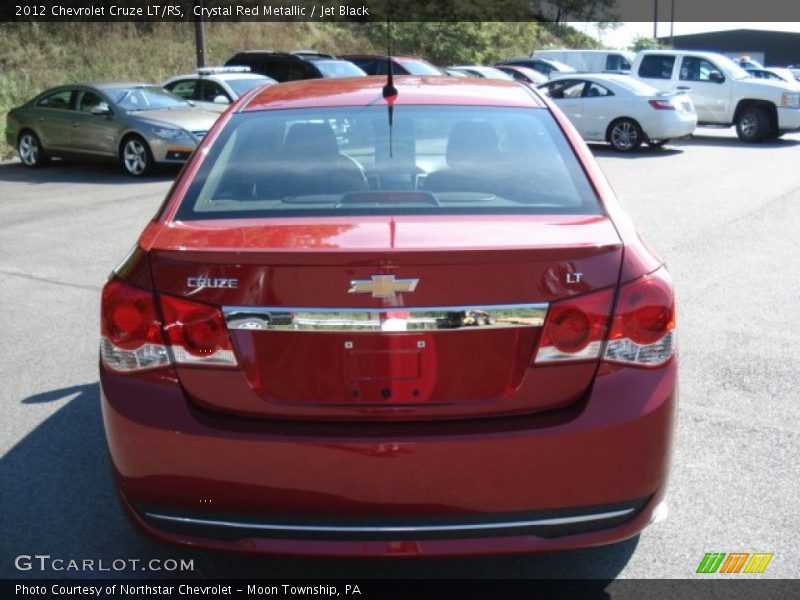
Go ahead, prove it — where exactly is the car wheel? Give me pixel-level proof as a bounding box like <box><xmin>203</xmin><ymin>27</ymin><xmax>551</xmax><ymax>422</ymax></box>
<box><xmin>120</xmin><ymin>135</ymin><xmax>154</xmax><ymax>176</ymax></box>
<box><xmin>647</xmin><ymin>139</ymin><xmax>669</xmax><ymax>149</ymax></box>
<box><xmin>608</xmin><ymin>119</ymin><xmax>643</xmax><ymax>152</ymax></box>
<box><xmin>736</xmin><ymin>107</ymin><xmax>770</xmax><ymax>143</ymax></box>
<box><xmin>17</xmin><ymin>131</ymin><xmax>50</xmax><ymax>167</ymax></box>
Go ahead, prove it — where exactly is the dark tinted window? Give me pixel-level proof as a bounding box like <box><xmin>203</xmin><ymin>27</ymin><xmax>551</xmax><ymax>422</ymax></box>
<box><xmin>176</xmin><ymin>106</ymin><xmax>601</xmax><ymax>220</ymax></box>
<box><xmin>77</xmin><ymin>91</ymin><xmax>105</xmax><ymax>113</ymax></box>
<box><xmin>287</xmin><ymin>62</ymin><xmax>319</xmax><ymax>80</ymax></box>
<box><xmin>37</xmin><ymin>89</ymin><xmax>75</xmax><ymax>110</ymax></box>
<box><xmin>166</xmin><ymin>79</ymin><xmax>197</xmax><ymax>99</ymax></box>
<box><xmin>606</xmin><ymin>54</ymin><xmax>632</xmax><ymax>71</ymax></box>
<box><xmin>680</xmin><ymin>57</ymin><xmax>724</xmax><ymax>82</ymax></box>
<box><xmin>638</xmin><ymin>55</ymin><xmax>675</xmax><ymax>79</ymax></box>
<box><xmin>198</xmin><ymin>80</ymin><xmax>229</xmax><ymax>101</ymax></box>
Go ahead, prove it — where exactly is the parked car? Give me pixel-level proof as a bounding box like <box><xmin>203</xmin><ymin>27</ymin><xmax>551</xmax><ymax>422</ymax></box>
<box><xmin>446</xmin><ymin>65</ymin><xmax>514</xmax><ymax>80</ymax></box>
<box><xmin>745</xmin><ymin>67</ymin><xmax>800</xmax><ymax>88</ymax></box>
<box><xmin>5</xmin><ymin>83</ymin><xmax>218</xmax><ymax>175</ymax></box>
<box><xmin>538</xmin><ymin>74</ymin><xmax>697</xmax><ymax>151</ymax></box>
<box><xmin>497</xmin><ymin>56</ymin><xmax>577</xmax><ymax>79</ymax></box>
<box><xmin>225</xmin><ymin>50</ymin><xmax>366</xmax><ymax>82</ymax></box>
<box><xmin>443</xmin><ymin>68</ymin><xmax>469</xmax><ymax>77</ymax></box>
<box><xmin>631</xmin><ymin>50</ymin><xmax>800</xmax><ymax>142</ymax></box>
<box><xmin>162</xmin><ymin>66</ymin><xmax>277</xmax><ymax>113</ymax></box>
<box><xmin>496</xmin><ymin>65</ymin><xmax>548</xmax><ymax>85</ymax></box>
<box><xmin>100</xmin><ymin>76</ymin><xmax>677</xmax><ymax>556</ymax></box>
<box><xmin>532</xmin><ymin>49</ymin><xmax>636</xmax><ymax>74</ymax></box>
<box><xmin>341</xmin><ymin>55</ymin><xmax>444</xmax><ymax>76</ymax></box>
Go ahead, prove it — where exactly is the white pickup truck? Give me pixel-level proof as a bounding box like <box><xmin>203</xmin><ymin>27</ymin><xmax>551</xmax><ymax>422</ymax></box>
<box><xmin>631</xmin><ymin>50</ymin><xmax>800</xmax><ymax>142</ymax></box>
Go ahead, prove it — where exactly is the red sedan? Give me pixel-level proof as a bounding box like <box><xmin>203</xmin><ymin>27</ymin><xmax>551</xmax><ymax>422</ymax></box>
<box><xmin>100</xmin><ymin>75</ymin><xmax>677</xmax><ymax>557</ymax></box>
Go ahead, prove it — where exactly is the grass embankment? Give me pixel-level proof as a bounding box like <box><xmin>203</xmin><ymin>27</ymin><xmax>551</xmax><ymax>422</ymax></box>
<box><xmin>0</xmin><ymin>21</ymin><xmax>598</xmax><ymax>158</ymax></box>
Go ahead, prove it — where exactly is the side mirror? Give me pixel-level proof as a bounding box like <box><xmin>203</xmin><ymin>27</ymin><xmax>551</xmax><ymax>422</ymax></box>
<box><xmin>213</xmin><ymin>95</ymin><xmax>230</xmax><ymax>105</ymax></box>
<box><xmin>709</xmin><ymin>72</ymin><xmax>725</xmax><ymax>84</ymax></box>
<box><xmin>90</xmin><ymin>103</ymin><xmax>112</xmax><ymax>116</ymax></box>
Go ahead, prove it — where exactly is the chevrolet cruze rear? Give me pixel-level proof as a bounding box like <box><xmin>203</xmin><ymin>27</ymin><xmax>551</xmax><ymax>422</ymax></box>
<box><xmin>100</xmin><ymin>76</ymin><xmax>677</xmax><ymax>556</ymax></box>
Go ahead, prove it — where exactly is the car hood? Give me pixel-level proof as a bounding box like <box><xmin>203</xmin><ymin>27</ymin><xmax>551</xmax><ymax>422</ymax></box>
<box><xmin>735</xmin><ymin>77</ymin><xmax>800</xmax><ymax>95</ymax></box>
<box><xmin>130</xmin><ymin>108</ymin><xmax>218</xmax><ymax>132</ymax></box>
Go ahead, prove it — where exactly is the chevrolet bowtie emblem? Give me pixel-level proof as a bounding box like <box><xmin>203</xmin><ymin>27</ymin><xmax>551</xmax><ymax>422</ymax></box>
<box><xmin>348</xmin><ymin>275</ymin><xmax>419</xmax><ymax>299</ymax></box>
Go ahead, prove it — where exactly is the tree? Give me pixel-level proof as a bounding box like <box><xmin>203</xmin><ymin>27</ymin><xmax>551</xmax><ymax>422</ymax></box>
<box><xmin>631</xmin><ymin>36</ymin><xmax>664</xmax><ymax>52</ymax></box>
<box><xmin>542</xmin><ymin>0</ymin><xmax>618</xmax><ymax>25</ymax></box>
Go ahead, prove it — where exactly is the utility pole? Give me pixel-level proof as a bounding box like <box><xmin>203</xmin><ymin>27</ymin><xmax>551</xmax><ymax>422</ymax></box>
<box><xmin>195</xmin><ymin>0</ymin><xmax>206</xmax><ymax>68</ymax></box>
<box><xmin>669</xmin><ymin>0</ymin><xmax>676</xmax><ymax>47</ymax></box>
<box><xmin>653</xmin><ymin>0</ymin><xmax>659</xmax><ymax>40</ymax></box>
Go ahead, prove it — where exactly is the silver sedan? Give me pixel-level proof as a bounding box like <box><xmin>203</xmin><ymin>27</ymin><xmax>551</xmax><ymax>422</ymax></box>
<box><xmin>5</xmin><ymin>83</ymin><xmax>219</xmax><ymax>176</ymax></box>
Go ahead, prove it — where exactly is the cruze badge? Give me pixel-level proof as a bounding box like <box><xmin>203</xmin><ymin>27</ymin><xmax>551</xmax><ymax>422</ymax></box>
<box><xmin>348</xmin><ymin>275</ymin><xmax>419</xmax><ymax>299</ymax></box>
<box><xmin>187</xmin><ymin>276</ymin><xmax>239</xmax><ymax>289</ymax></box>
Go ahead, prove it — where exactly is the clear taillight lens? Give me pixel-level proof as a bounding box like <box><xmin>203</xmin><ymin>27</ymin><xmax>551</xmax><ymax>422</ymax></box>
<box><xmin>100</xmin><ymin>280</ymin><xmax>169</xmax><ymax>372</ymax></box>
<box><xmin>534</xmin><ymin>288</ymin><xmax>614</xmax><ymax>364</ymax></box>
<box><xmin>604</xmin><ymin>267</ymin><xmax>676</xmax><ymax>367</ymax></box>
<box><xmin>159</xmin><ymin>294</ymin><xmax>238</xmax><ymax>367</ymax></box>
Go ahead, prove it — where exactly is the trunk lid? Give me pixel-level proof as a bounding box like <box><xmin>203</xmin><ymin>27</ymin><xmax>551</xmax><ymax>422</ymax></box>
<box><xmin>149</xmin><ymin>215</ymin><xmax>622</xmax><ymax>420</ymax></box>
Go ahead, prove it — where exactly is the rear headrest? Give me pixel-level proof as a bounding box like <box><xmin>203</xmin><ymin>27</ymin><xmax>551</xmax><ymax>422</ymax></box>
<box><xmin>283</xmin><ymin>122</ymin><xmax>340</xmax><ymax>158</ymax></box>
<box><xmin>446</xmin><ymin>121</ymin><xmax>499</xmax><ymax>169</ymax></box>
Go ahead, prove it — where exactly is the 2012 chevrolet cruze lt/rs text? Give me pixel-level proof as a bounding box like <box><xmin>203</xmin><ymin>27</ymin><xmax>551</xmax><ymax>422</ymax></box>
<box><xmin>100</xmin><ymin>76</ymin><xmax>677</xmax><ymax>556</ymax></box>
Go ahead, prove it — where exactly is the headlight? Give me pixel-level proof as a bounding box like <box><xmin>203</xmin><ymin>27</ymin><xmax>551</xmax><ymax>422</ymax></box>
<box><xmin>781</xmin><ymin>93</ymin><xmax>800</xmax><ymax>108</ymax></box>
<box><xmin>151</xmin><ymin>126</ymin><xmax>193</xmax><ymax>142</ymax></box>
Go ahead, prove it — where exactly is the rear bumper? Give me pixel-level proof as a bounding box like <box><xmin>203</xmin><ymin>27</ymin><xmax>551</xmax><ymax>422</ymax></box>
<box><xmin>644</xmin><ymin>113</ymin><xmax>697</xmax><ymax>140</ymax></box>
<box><xmin>101</xmin><ymin>361</ymin><xmax>677</xmax><ymax>557</ymax></box>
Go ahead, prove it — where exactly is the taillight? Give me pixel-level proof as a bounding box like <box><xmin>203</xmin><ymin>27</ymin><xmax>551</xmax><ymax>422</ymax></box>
<box><xmin>604</xmin><ymin>267</ymin><xmax>676</xmax><ymax>367</ymax></box>
<box><xmin>159</xmin><ymin>294</ymin><xmax>237</xmax><ymax>367</ymax></box>
<box><xmin>648</xmin><ymin>99</ymin><xmax>676</xmax><ymax>110</ymax></box>
<box><xmin>535</xmin><ymin>288</ymin><xmax>614</xmax><ymax>363</ymax></box>
<box><xmin>100</xmin><ymin>280</ymin><xmax>169</xmax><ymax>372</ymax></box>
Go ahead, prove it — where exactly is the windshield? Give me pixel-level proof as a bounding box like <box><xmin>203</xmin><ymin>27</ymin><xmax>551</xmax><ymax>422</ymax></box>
<box><xmin>176</xmin><ymin>106</ymin><xmax>601</xmax><ymax>220</ymax></box>
<box><xmin>109</xmin><ymin>86</ymin><xmax>191</xmax><ymax>110</ymax></box>
<box><xmin>713</xmin><ymin>55</ymin><xmax>750</xmax><ymax>80</ymax></box>
<box><xmin>227</xmin><ymin>77</ymin><xmax>273</xmax><ymax>96</ymax></box>
<box><xmin>314</xmin><ymin>60</ymin><xmax>367</xmax><ymax>78</ymax></box>
<box><xmin>397</xmin><ymin>59</ymin><xmax>442</xmax><ymax>76</ymax></box>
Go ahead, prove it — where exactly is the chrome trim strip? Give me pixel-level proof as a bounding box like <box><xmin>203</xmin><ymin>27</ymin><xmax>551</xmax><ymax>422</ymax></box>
<box><xmin>222</xmin><ymin>303</ymin><xmax>547</xmax><ymax>332</ymax></box>
<box><xmin>144</xmin><ymin>508</ymin><xmax>634</xmax><ymax>534</ymax></box>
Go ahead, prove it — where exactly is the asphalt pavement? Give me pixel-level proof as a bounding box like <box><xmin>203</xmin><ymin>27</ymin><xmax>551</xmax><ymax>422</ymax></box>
<box><xmin>1</xmin><ymin>128</ymin><xmax>798</xmax><ymax>579</ymax></box>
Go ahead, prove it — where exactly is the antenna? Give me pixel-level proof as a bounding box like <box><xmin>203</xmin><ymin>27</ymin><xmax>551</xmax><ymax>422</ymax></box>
<box><xmin>382</xmin><ymin>5</ymin><xmax>397</xmax><ymax>157</ymax></box>
<box><xmin>382</xmin><ymin>8</ymin><xmax>397</xmax><ymax>99</ymax></box>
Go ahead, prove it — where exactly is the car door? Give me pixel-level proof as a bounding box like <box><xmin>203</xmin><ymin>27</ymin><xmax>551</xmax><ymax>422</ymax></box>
<box><xmin>542</xmin><ymin>79</ymin><xmax>586</xmax><ymax>134</ymax></box>
<box><xmin>579</xmin><ymin>81</ymin><xmax>617</xmax><ymax>141</ymax></box>
<box><xmin>635</xmin><ymin>54</ymin><xmax>677</xmax><ymax>92</ymax></box>
<box><xmin>32</xmin><ymin>89</ymin><xmax>77</xmax><ymax>152</ymax></box>
<box><xmin>677</xmin><ymin>56</ymin><xmax>729</xmax><ymax>123</ymax></box>
<box><xmin>71</xmin><ymin>89</ymin><xmax>118</xmax><ymax>157</ymax></box>
<box><xmin>197</xmin><ymin>79</ymin><xmax>232</xmax><ymax>111</ymax></box>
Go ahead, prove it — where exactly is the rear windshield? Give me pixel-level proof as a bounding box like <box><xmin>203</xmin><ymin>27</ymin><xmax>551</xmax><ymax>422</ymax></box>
<box><xmin>176</xmin><ymin>105</ymin><xmax>601</xmax><ymax>220</ymax></box>
<box><xmin>397</xmin><ymin>59</ymin><xmax>442</xmax><ymax>76</ymax></box>
<box><xmin>314</xmin><ymin>60</ymin><xmax>367</xmax><ymax>78</ymax></box>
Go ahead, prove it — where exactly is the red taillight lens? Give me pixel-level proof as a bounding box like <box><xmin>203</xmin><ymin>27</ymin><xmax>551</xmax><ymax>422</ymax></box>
<box><xmin>605</xmin><ymin>267</ymin><xmax>676</xmax><ymax>367</ymax></box>
<box><xmin>100</xmin><ymin>280</ymin><xmax>169</xmax><ymax>372</ymax></box>
<box><xmin>535</xmin><ymin>288</ymin><xmax>614</xmax><ymax>364</ymax></box>
<box><xmin>649</xmin><ymin>99</ymin><xmax>676</xmax><ymax>110</ymax></box>
<box><xmin>159</xmin><ymin>294</ymin><xmax>237</xmax><ymax>367</ymax></box>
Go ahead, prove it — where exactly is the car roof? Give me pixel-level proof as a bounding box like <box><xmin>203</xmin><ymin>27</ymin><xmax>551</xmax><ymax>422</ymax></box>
<box><xmin>168</xmin><ymin>72</ymin><xmax>273</xmax><ymax>81</ymax></box>
<box><xmin>242</xmin><ymin>76</ymin><xmax>543</xmax><ymax>111</ymax></box>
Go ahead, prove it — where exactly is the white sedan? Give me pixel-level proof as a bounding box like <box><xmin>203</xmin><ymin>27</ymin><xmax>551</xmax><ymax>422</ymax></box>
<box><xmin>538</xmin><ymin>74</ymin><xmax>697</xmax><ymax>151</ymax></box>
<box><xmin>162</xmin><ymin>67</ymin><xmax>276</xmax><ymax>113</ymax></box>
